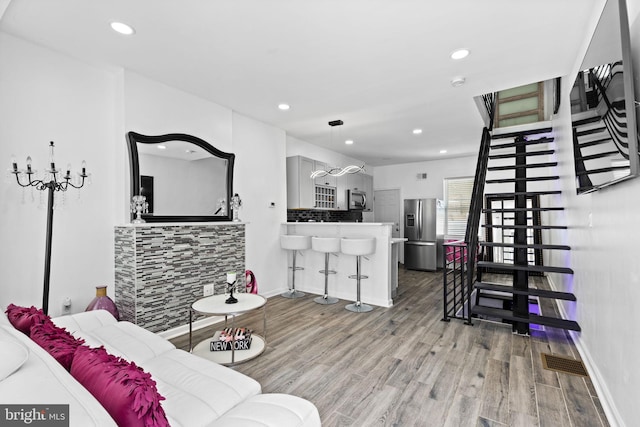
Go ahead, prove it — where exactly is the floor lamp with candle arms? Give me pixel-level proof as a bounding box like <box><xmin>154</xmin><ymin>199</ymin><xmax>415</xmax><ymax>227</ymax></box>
<box><xmin>10</xmin><ymin>141</ymin><xmax>89</xmax><ymax>315</ymax></box>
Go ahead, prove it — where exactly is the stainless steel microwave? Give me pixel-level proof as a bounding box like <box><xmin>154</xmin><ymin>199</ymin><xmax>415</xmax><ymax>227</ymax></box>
<box><xmin>347</xmin><ymin>190</ymin><xmax>366</xmax><ymax>210</ymax></box>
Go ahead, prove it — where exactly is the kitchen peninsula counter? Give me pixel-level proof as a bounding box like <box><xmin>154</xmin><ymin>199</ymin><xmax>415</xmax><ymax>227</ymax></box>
<box><xmin>281</xmin><ymin>222</ymin><xmax>396</xmax><ymax>307</ymax></box>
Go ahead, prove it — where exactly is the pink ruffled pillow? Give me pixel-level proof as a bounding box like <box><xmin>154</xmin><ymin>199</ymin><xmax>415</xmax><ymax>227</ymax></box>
<box><xmin>5</xmin><ymin>304</ymin><xmax>49</xmax><ymax>335</ymax></box>
<box><xmin>71</xmin><ymin>346</ymin><xmax>169</xmax><ymax>427</ymax></box>
<box><xmin>30</xmin><ymin>321</ymin><xmax>85</xmax><ymax>371</ymax></box>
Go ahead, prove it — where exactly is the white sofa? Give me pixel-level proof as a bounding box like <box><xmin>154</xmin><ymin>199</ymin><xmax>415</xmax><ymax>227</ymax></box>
<box><xmin>0</xmin><ymin>309</ymin><xmax>321</xmax><ymax>427</ymax></box>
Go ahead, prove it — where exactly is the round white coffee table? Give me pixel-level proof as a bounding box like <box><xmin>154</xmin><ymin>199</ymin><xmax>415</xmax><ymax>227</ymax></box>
<box><xmin>189</xmin><ymin>293</ymin><xmax>267</xmax><ymax>365</ymax></box>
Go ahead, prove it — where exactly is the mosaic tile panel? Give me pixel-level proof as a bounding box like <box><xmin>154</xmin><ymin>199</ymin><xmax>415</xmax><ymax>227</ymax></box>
<box><xmin>114</xmin><ymin>227</ymin><xmax>136</xmax><ymax>324</ymax></box>
<box><xmin>114</xmin><ymin>224</ymin><xmax>245</xmax><ymax>333</ymax></box>
<box><xmin>287</xmin><ymin>209</ymin><xmax>362</xmax><ymax>222</ymax></box>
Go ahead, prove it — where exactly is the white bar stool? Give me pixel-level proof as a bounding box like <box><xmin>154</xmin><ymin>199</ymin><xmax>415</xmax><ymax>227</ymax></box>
<box><xmin>341</xmin><ymin>237</ymin><xmax>376</xmax><ymax>313</ymax></box>
<box><xmin>311</xmin><ymin>237</ymin><xmax>340</xmax><ymax>305</ymax></box>
<box><xmin>280</xmin><ymin>235</ymin><xmax>311</xmax><ymax>299</ymax></box>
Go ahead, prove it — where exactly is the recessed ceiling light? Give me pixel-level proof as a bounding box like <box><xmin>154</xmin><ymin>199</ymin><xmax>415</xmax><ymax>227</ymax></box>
<box><xmin>278</xmin><ymin>104</ymin><xmax>290</xmax><ymax>110</ymax></box>
<box><xmin>412</xmin><ymin>129</ymin><xmax>423</xmax><ymax>135</ymax></box>
<box><xmin>450</xmin><ymin>76</ymin><xmax>466</xmax><ymax>87</ymax></box>
<box><xmin>110</xmin><ymin>22</ymin><xmax>135</xmax><ymax>36</ymax></box>
<box><xmin>157</xmin><ymin>145</ymin><xmax>166</xmax><ymax>150</ymax></box>
<box><xmin>440</xmin><ymin>149</ymin><xmax>447</xmax><ymax>154</ymax></box>
<box><xmin>450</xmin><ymin>49</ymin><xmax>470</xmax><ymax>60</ymax></box>
<box><xmin>345</xmin><ymin>140</ymin><xmax>354</xmax><ymax>145</ymax></box>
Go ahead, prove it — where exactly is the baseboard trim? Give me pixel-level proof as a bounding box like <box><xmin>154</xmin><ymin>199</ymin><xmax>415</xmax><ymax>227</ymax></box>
<box><xmin>547</xmin><ymin>275</ymin><xmax>624</xmax><ymax>427</ymax></box>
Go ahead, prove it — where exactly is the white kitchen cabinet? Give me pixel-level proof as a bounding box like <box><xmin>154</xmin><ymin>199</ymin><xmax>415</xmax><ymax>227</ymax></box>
<box><xmin>314</xmin><ymin>162</ymin><xmax>337</xmax><ymax>188</ymax></box>
<box><xmin>336</xmin><ymin>173</ymin><xmax>347</xmax><ymax>210</ymax></box>
<box><xmin>363</xmin><ymin>174</ymin><xmax>374</xmax><ymax>212</ymax></box>
<box><xmin>347</xmin><ymin>172</ymin><xmax>365</xmax><ymax>191</ymax></box>
<box><xmin>286</xmin><ymin>156</ymin><xmax>315</xmax><ymax>209</ymax></box>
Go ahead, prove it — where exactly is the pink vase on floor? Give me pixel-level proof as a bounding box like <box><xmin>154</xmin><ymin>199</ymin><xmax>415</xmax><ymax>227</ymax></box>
<box><xmin>85</xmin><ymin>285</ymin><xmax>120</xmax><ymax>320</ymax></box>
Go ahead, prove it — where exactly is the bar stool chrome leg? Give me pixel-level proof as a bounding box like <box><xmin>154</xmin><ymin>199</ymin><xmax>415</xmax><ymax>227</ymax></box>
<box><xmin>314</xmin><ymin>253</ymin><xmax>339</xmax><ymax>305</ymax></box>
<box><xmin>345</xmin><ymin>255</ymin><xmax>373</xmax><ymax>312</ymax></box>
<box><xmin>281</xmin><ymin>250</ymin><xmax>306</xmax><ymax>298</ymax></box>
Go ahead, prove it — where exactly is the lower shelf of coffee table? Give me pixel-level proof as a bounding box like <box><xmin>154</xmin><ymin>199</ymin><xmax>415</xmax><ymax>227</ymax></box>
<box><xmin>191</xmin><ymin>334</ymin><xmax>265</xmax><ymax>365</ymax></box>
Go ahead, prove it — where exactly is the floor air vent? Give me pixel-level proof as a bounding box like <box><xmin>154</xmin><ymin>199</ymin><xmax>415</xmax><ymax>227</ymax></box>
<box><xmin>541</xmin><ymin>353</ymin><xmax>589</xmax><ymax>377</ymax></box>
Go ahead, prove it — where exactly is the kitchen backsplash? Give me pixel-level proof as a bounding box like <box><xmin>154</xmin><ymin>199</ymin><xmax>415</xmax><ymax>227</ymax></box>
<box><xmin>287</xmin><ymin>209</ymin><xmax>363</xmax><ymax>222</ymax></box>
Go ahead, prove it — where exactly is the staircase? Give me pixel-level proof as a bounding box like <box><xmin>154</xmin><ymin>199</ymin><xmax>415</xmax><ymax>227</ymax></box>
<box><xmin>571</xmin><ymin>61</ymin><xmax>632</xmax><ymax>193</ymax></box>
<box><xmin>572</xmin><ymin>109</ymin><xmax>630</xmax><ymax>193</ymax></box>
<box><xmin>471</xmin><ymin>125</ymin><xmax>581</xmax><ymax>334</ymax></box>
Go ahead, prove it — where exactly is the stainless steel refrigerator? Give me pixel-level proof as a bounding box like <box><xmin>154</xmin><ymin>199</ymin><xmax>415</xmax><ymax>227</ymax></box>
<box><xmin>404</xmin><ymin>198</ymin><xmax>443</xmax><ymax>271</ymax></box>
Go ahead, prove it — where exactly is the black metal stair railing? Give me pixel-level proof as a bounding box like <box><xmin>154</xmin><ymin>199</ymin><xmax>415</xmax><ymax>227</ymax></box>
<box><xmin>473</xmin><ymin>125</ymin><xmax>581</xmax><ymax>333</ymax></box>
<box><xmin>588</xmin><ymin>63</ymin><xmax>631</xmax><ymax>158</ymax></box>
<box><xmin>442</xmin><ymin>125</ymin><xmax>492</xmax><ymax>324</ymax></box>
<box><xmin>572</xmin><ymin>61</ymin><xmax>635</xmax><ymax>193</ymax></box>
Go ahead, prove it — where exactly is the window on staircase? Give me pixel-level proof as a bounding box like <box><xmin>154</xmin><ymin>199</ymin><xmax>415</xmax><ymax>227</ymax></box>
<box><xmin>443</xmin><ymin>177</ymin><xmax>474</xmax><ymax>238</ymax></box>
<box><xmin>495</xmin><ymin>82</ymin><xmax>544</xmax><ymax>128</ymax></box>
<box><xmin>484</xmin><ymin>194</ymin><xmax>543</xmax><ymax>274</ymax></box>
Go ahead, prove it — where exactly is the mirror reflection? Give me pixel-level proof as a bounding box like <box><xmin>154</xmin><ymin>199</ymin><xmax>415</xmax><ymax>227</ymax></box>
<box><xmin>570</xmin><ymin>0</ymin><xmax>639</xmax><ymax>193</ymax></box>
<box><xmin>127</xmin><ymin>132</ymin><xmax>235</xmax><ymax>222</ymax></box>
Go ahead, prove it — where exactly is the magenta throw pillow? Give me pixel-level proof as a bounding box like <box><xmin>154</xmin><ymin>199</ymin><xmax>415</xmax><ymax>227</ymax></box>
<box><xmin>71</xmin><ymin>346</ymin><xmax>169</xmax><ymax>427</ymax></box>
<box><xmin>5</xmin><ymin>304</ymin><xmax>49</xmax><ymax>335</ymax></box>
<box><xmin>30</xmin><ymin>322</ymin><xmax>85</xmax><ymax>371</ymax></box>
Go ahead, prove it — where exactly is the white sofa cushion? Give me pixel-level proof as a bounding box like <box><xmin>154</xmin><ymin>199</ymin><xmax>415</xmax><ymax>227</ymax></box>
<box><xmin>51</xmin><ymin>311</ymin><xmax>322</xmax><ymax>427</ymax></box>
<box><xmin>53</xmin><ymin>309</ymin><xmax>118</xmax><ymax>332</ymax></box>
<box><xmin>214</xmin><ymin>394</ymin><xmax>322</xmax><ymax>427</ymax></box>
<box><xmin>53</xmin><ymin>314</ymin><xmax>175</xmax><ymax>364</ymax></box>
<box><xmin>0</xmin><ymin>325</ymin><xmax>117</xmax><ymax>426</ymax></box>
<box><xmin>0</xmin><ymin>328</ymin><xmax>28</xmax><ymax>381</ymax></box>
<box><xmin>143</xmin><ymin>349</ymin><xmax>262</xmax><ymax>427</ymax></box>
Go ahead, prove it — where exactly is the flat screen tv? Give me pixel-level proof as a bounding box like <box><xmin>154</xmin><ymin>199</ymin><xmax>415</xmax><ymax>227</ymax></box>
<box><xmin>570</xmin><ymin>0</ymin><xmax>640</xmax><ymax>194</ymax></box>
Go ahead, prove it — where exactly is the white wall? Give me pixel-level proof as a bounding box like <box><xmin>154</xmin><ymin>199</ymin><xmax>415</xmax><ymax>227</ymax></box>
<box><xmin>0</xmin><ymin>35</ymin><xmax>292</xmax><ymax>316</ymax></box>
<box><xmin>374</xmin><ymin>155</ymin><xmax>478</xmax><ymax>261</ymax></box>
<box><xmin>233</xmin><ymin>113</ymin><xmax>288</xmax><ymax>296</ymax></box>
<box><xmin>0</xmin><ymin>33</ymin><xmax>119</xmax><ymax>315</ymax></box>
<box><xmin>286</xmin><ymin>135</ymin><xmax>368</xmax><ymax>171</ymax></box>
<box><xmin>543</xmin><ymin>5</ymin><xmax>640</xmax><ymax>426</ymax></box>
<box><xmin>123</xmin><ymin>70</ymin><xmax>292</xmax><ymax>297</ymax></box>
<box><xmin>373</xmin><ymin>155</ymin><xmax>477</xmax><ymax>201</ymax></box>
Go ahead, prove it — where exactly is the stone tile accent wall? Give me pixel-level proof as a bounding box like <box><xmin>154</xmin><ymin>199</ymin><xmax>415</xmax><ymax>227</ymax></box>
<box><xmin>114</xmin><ymin>224</ymin><xmax>245</xmax><ymax>333</ymax></box>
<box><xmin>287</xmin><ymin>209</ymin><xmax>362</xmax><ymax>223</ymax></box>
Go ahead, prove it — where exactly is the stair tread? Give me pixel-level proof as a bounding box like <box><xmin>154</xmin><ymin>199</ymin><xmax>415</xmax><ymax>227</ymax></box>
<box><xmin>577</xmin><ymin>137</ymin><xmax>612</xmax><ymax>148</ymax></box>
<box><xmin>482</xmin><ymin>224</ymin><xmax>567</xmax><ymax>229</ymax></box>
<box><xmin>471</xmin><ymin>305</ymin><xmax>581</xmax><ymax>331</ymax></box>
<box><xmin>477</xmin><ymin>261</ymin><xmax>574</xmax><ymax>274</ymax></box>
<box><xmin>575</xmin><ymin>151</ymin><xmax>621</xmax><ymax>161</ymax></box>
<box><xmin>480</xmin><ymin>242</ymin><xmax>571</xmax><ymax>250</ymax></box>
<box><xmin>491</xmin><ymin>137</ymin><xmax>554</xmax><ymax>150</ymax></box>
<box><xmin>485</xmin><ymin>191</ymin><xmax>562</xmax><ymax>197</ymax></box>
<box><xmin>491</xmin><ymin>127</ymin><xmax>553</xmax><ymax>139</ymax></box>
<box><xmin>489</xmin><ymin>150</ymin><xmax>555</xmax><ymax>159</ymax></box>
<box><xmin>576</xmin><ymin>165</ymin><xmax>630</xmax><ymax>176</ymax></box>
<box><xmin>488</xmin><ymin>162</ymin><xmax>557</xmax><ymax>171</ymax></box>
<box><xmin>576</xmin><ymin>127</ymin><xmax>607</xmax><ymax>137</ymax></box>
<box><xmin>486</xmin><ymin>176</ymin><xmax>559</xmax><ymax>183</ymax></box>
<box><xmin>474</xmin><ymin>281</ymin><xmax>577</xmax><ymax>301</ymax></box>
<box><xmin>572</xmin><ymin>116</ymin><xmax>602</xmax><ymax>126</ymax></box>
<box><xmin>482</xmin><ymin>207</ymin><xmax>564</xmax><ymax>212</ymax></box>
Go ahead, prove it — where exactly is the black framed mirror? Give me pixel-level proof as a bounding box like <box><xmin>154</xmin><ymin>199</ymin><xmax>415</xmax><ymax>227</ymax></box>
<box><xmin>570</xmin><ymin>0</ymin><xmax>639</xmax><ymax>194</ymax></box>
<box><xmin>126</xmin><ymin>132</ymin><xmax>235</xmax><ymax>222</ymax></box>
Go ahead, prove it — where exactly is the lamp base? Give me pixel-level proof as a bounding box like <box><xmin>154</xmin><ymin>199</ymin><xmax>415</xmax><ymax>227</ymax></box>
<box><xmin>225</xmin><ymin>288</ymin><xmax>238</xmax><ymax>304</ymax></box>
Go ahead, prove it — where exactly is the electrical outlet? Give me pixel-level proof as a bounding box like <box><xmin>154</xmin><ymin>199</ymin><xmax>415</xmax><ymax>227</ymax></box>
<box><xmin>203</xmin><ymin>284</ymin><xmax>214</xmax><ymax>296</ymax></box>
<box><xmin>62</xmin><ymin>297</ymin><xmax>72</xmax><ymax>312</ymax></box>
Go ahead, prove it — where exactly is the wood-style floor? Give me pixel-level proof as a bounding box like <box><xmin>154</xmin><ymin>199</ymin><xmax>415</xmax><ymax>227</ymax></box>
<box><xmin>170</xmin><ymin>267</ymin><xmax>610</xmax><ymax>427</ymax></box>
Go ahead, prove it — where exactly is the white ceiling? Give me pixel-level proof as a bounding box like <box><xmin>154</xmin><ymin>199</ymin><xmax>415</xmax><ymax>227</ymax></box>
<box><xmin>0</xmin><ymin>0</ymin><xmax>603</xmax><ymax>166</ymax></box>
